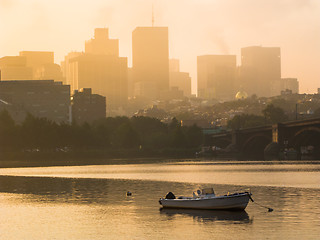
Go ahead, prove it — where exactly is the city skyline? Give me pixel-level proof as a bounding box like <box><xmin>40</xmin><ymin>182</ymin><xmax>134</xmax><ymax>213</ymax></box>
<box><xmin>0</xmin><ymin>0</ymin><xmax>319</xmax><ymax>94</ymax></box>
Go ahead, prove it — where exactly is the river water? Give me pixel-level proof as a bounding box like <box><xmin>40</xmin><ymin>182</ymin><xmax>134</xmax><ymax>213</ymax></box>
<box><xmin>0</xmin><ymin>160</ymin><xmax>319</xmax><ymax>240</ymax></box>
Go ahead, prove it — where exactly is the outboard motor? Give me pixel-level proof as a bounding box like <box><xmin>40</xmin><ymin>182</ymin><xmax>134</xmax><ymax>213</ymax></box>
<box><xmin>165</xmin><ymin>192</ymin><xmax>176</xmax><ymax>199</ymax></box>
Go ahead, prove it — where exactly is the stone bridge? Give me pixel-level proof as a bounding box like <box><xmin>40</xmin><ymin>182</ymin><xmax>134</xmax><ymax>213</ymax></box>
<box><xmin>206</xmin><ymin>117</ymin><xmax>320</xmax><ymax>159</ymax></box>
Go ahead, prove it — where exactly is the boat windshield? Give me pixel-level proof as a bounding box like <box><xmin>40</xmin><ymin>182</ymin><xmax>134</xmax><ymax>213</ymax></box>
<box><xmin>201</xmin><ymin>188</ymin><xmax>215</xmax><ymax>195</ymax></box>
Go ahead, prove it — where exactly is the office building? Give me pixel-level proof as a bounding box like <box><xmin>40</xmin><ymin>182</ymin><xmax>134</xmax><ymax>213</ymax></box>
<box><xmin>132</xmin><ymin>27</ymin><xmax>169</xmax><ymax>100</ymax></box>
<box><xmin>85</xmin><ymin>28</ymin><xmax>119</xmax><ymax>56</ymax></box>
<box><xmin>0</xmin><ymin>52</ymin><xmax>62</xmax><ymax>82</ymax></box>
<box><xmin>68</xmin><ymin>54</ymin><xmax>127</xmax><ymax>110</ymax></box>
<box><xmin>280</xmin><ymin>78</ymin><xmax>299</xmax><ymax>94</ymax></box>
<box><xmin>65</xmin><ymin>29</ymin><xmax>128</xmax><ymax>111</ymax></box>
<box><xmin>169</xmin><ymin>59</ymin><xmax>192</xmax><ymax>97</ymax></box>
<box><xmin>169</xmin><ymin>59</ymin><xmax>180</xmax><ymax>72</ymax></box>
<box><xmin>71</xmin><ymin>88</ymin><xmax>106</xmax><ymax>124</ymax></box>
<box><xmin>127</xmin><ymin>68</ymin><xmax>134</xmax><ymax>99</ymax></box>
<box><xmin>0</xmin><ymin>80</ymin><xmax>70</xmax><ymax>123</ymax></box>
<box><xmin>197</xmin><ymin>55</ymin><xmax>236</xmax><ymax>101</ymax></box>
<box><xmin>34</xmin><ymin>63</ymin><xmax>63</xmax><ymax>82</ymax></box>
<box><xmin>61</xmin><ymin>52</ymin><xmax>82</xmax><ymax>86</ymax></box>
<box><xmin>19</xmin><ymin>51</ymin><xmax>63</xmax><ymax>82</ymax></box>
<box><xmin>19</xmin><ymin>51</ymin><xmax>54</xmax><ymax>68</ymax></box>
<box><xmin>0</xmin><ymin>56</ymin><xmax>33</xmax><ymax>80</ymax></box>
<box><xmin>239</xmin><ymin>46</ymin><xmax>281</xmax><ymax>97</ymax></box>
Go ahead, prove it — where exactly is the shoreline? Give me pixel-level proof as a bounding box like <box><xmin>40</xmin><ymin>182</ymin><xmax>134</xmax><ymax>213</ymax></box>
<box><xmin>0</xmin><ymin>149</ymin><xmax>199</xmax><ymax>168</ymax></box>
<box><xmin>0</xmin><ymin>151</ymin><xmax>318</xmax><ymax>169</ymax></box>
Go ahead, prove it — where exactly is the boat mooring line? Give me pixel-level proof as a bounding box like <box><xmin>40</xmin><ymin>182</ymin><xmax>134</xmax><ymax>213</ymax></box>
<box><xmin>248</xmin><ymin>194</ymin><xmax>273</xmax><ymax>212</ymax></box>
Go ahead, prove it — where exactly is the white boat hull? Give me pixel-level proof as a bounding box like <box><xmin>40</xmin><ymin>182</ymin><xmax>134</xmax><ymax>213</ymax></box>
<box><xmin>159</xmin><ymin>193</ymin><xmax>251</xmax><ymax>211</ymax></box>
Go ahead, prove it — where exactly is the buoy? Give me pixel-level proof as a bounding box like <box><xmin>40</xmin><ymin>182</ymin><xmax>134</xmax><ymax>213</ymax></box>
<box><xmin>126</xmin><ymin>191</ymin><xmax>132</xmax><ymax>196</ymax></box>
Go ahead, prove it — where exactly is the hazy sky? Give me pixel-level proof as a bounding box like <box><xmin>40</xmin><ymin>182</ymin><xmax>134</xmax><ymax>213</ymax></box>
<box><xmin>1</xmin><ymin>0</ymin><xmax>319</xmax><ymax>94</ymax></box>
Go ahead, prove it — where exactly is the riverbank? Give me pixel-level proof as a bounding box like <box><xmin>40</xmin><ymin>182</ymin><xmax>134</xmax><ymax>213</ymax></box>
<box><xmin>1</xmin><ymin>149</ymin><xmax>315</xmax><ymax>169</ymax></box>
<box><xmin>0</xmin><ymin>148</ymin><xmax>200</xmax><ymax>168</ymax></box>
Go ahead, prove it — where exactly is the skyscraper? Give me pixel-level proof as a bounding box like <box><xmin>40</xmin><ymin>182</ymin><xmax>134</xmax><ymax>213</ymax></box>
<box><xmin>61</xmin><ymin>52</ymin><xmax>82</xmax><ymax>86</ymax></box>
<box><xmin>85</xmin><ymin>28</ymin><xmax>119</xmax><ymax>56</ymax></box>
<box><xmin>19</xmin><ymin>51</ymin><xmax>54</xmax><ymax>68</ymax></box>
<box><xmin>132</xmin><ymin>27</ymin><xmax>169</xmax><ymax>100</ymax></box>
<box><xmin>280</xmin><ymin>78</ymin><xmax>299</xmax><ymax>94</ymax></box>
<box><xmin>197</xmin><ymin>55</ymin><xmax>236</xmax><ymax>101</ymax></box>
<box><xmin>19</xmin><ymin>51</ymin><xmax>63</xmax><ymax>82</ymax></box>
<box><xmin>169</xmin><ymin>59</ymin><xmax>192</xmax><ymax>97</ymax></box>
<box><xmin>65</xmin><ymin>28</ymin><xmax>128</xmax><ymax>112</ymax></box>
<box><xmin>239</xmin><ymin>46</ymin><xmax>281</xmax><ymax>97</ymax></box>
<box><xmin>68</xmin><ymin>54</ymin><xmax>127</xmax><ymax>110</ymax></box>
<box><xmin>0</xmin><ymin>56</ymin><xmax>33</xmax><ymax>80</ymax></box>
<box><xmin>1</xmin><ymin>52</ymin><xmax>63</xmax><ymax>82</ymax></box>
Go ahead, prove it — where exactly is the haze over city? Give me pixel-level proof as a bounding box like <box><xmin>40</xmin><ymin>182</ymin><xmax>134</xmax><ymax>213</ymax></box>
<box><xmin>1</xmin><ymin>0</ymin><xmax>319</xmax><ymax>94</ymax></box>
<box><xmin>1</xmin><ymin>2</ymin><xmax>320</xmax><ymax>239</ymax></box>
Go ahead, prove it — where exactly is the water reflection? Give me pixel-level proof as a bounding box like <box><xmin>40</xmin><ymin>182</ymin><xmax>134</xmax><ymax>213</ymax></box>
<box><xmin>1</xmin><ymin>161</ymin><xmax>319</xmax><ymax>189</ymax></box>
<box><xmin>160</xmin><ymin>208</ymin><xmax>252</xmax><ymax>224</ymax></box>
<box><xmin>0</xmin><ymin>175</ymin><xmax>113</xmax><ymax>204</ymax></box>
<box><xmin>1</xmin><ymin>163</ymin><xmax>320</xmax><ymax>240</ymax></box>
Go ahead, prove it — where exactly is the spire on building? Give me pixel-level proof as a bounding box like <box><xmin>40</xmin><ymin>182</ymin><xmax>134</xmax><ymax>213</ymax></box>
<box><xmin>152</xmin><ymin>4</ymin><xmax>154</xmax><ymax>27</ymax></box>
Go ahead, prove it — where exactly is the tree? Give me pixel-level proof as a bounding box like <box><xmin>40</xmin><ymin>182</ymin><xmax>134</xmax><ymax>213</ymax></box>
<box><xmin>0</xmin><ymin>110</ymin><xmax>17</xmax><ymax>150</ymax></box>
<box><xmin>130</xmin><ymin>116</ymin><xmax>168</xmax><ymax>148</ymax></box>
<box><xmin>170</xmin><ymin>126</ymin><xmax>187</xmax><ymax>148</ymax></box>
<box><xmin>20</xmin><ymin>113</ymin><xmax>58</xmax><ymax>150</ymax></box>
<box><xmin>115</xmin><ymin>122</ymin><xmax>140</xmax><ymax>148</ymax></box>
<box><xmin>185</xmin><ymin>124</ymin><xmax>204</xmax><ymax>148</ymax></box>
<box><xmin>262</xmin><ymin>104</ymin><xmax>288</xmax><ymax>124</ymax></box>
<box><xmin>227</xmin><ymin>114</ymin><xmax>265</xmax><ymax>130</ymax></box>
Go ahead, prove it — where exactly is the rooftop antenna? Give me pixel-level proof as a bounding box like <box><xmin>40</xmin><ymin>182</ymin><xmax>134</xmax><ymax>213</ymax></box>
<box><xmin>152</xmin><ymin>4</ymin><xmax>154</xmax><ymax>27</ymax></box>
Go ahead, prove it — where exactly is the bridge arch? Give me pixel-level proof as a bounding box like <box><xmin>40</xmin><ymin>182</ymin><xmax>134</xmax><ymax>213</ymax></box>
<box><xmin>211</xmin><ymin>137</ymin><xmax>232</xmax><ymax>149</ymax></box>
<box><xmin>241</xmin><ymin>134</ymin><xmax>272</xmax><ymax>159</ymax></box>
<box><xmin>290</xmin><ymin>127</ymin><xmax>320</xmax><ymax>157</ymax></box>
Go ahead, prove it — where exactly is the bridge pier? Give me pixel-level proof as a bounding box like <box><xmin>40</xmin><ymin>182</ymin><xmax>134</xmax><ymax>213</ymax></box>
<box><xmin>264</xmin><ymin>124</ymin><xmax>285</xmax><ymax>159</ymax></box>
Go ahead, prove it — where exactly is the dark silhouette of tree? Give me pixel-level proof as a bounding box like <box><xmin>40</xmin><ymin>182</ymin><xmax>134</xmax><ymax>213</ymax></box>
<box><xmin>185</xmin><ymin>124</ymin><xmax>204</xmax><ymax>148</ymax></box>
<box><xmin>0</xmin><ymin>110</ymin><xmax>17</xmax><ymax>151</ymax></box>
<box><xmin>92</xmin><ymin>123</ymin><xmax>111</xmax><ymax>148</ymax></box>
<box><xmin>227</xmin><ymin>114</ymin><xmax>265</xmax><ymax>130</ymax></box>
<box><xmin>93</xmin><ymin>116</ymin><xmax>131</xmax><ymax>148</ymax></box>
<box><xmin>170</xmin><ymin>126</ymin><xmax>187</xmax><ymax>148</ymax></box>
<box><xmin>21</xmin><ymin>113</ymin><xmax>58</xmax><ymax>150</ymax></box>
<box><xmin>169</xmin><ymin>117</ymin><xmax>180</xmax><ymax>131</ymax></box>
<box><xmin>115</xmin><ymin>122</ymin><xmax>140</xmax><ymax>148</ymax></box>
<box><xmin>130</xmin><ymin>116</ymin><xmax>168</xmax><ymax>148</ymax></box>
<box><xmin>56</xmin><ymin>122</ymin><xmax>74</xmax><ymax>148</ymax></box>
<box><xmin>262</xmin><ymin>104</ymin><xmax>288</xmax><ymax>124</ymax></box>
<box><xmin>0</xmin><ymin>114</ymin><xmax>204</xmax><ymax>155</ymax></box>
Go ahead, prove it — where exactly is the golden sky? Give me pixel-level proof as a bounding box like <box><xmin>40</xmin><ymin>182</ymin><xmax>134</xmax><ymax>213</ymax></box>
<box><xmin>0</xmin><ymin>0</ymin><xmax>319</xmax><ymax>94</ymax></box>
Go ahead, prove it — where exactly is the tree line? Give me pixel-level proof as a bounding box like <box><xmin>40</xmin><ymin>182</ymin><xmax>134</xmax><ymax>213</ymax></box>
<box><xmin>227</xmin><ymin>104</ymin><xmax>288</xmax><ymax>130</ymax></box>
<box><xmin>0</xmin><ymin>110</ymin><xmax>204</xmax><ymax>154</ymax></box>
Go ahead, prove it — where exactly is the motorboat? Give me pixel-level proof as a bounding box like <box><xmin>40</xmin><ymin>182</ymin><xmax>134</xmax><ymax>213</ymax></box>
<box><xmin>159</xmin><ymin>188</ymin><xmax>252</xmax><ymax>211</ymax></box>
